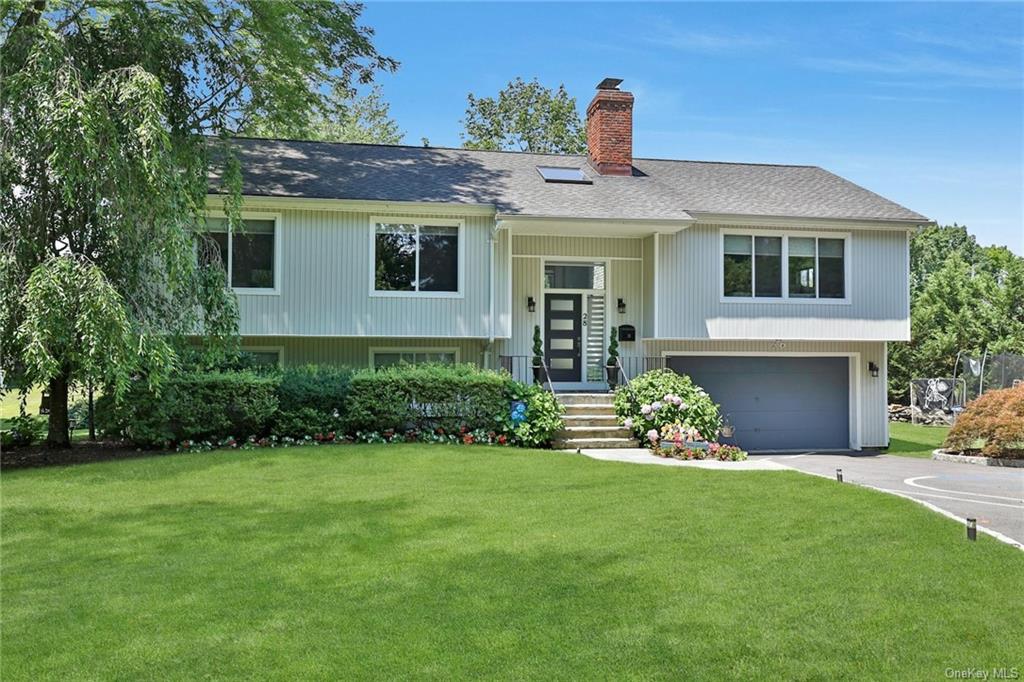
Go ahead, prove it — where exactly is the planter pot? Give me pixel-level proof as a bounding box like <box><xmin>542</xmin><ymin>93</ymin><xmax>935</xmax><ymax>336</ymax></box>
<box><xmin>720</xmin><ymin>425</ymin><xmax>735</xmax><ymax>438</ymax></box>
<box><xmin>532</xmin><ymin>365</ymin><xmax>544</xmax><ymax>385</ymax></box>
<box><xmin>605</xmin><ymin>364</ymin><xmax>618</xmax><ymax>389</ymax></box>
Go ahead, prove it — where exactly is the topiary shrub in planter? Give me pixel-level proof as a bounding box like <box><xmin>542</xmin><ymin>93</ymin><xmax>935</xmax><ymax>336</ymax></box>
<box><xmin>613</xmin><ymin>369</ymin><xmax>721</xmax><ymax>448</ymax></box>
<box><xmin>944</xmin><ymin>385</ymin><xmax>1024</xmax><ymax>459</ymax></box>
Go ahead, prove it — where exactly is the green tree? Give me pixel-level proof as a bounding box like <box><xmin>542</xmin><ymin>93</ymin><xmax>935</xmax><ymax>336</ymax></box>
<box><xmin>1</xmin><ymin>0</ymin><xmax>394</xmax><ymax>446</ymax></box>
<box><xmin>248</xmin><ymin>84</ymin><xmax>404</xmax><ymax>144</ymax></box>
<box><xmin>461</xmin><ymin>77</ymin><xmax>586</xmax><ymax>153</ymax></box>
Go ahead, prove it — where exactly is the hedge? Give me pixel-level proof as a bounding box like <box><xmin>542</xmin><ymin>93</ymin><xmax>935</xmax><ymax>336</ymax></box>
<box><xmin>97</xmin><ymin>372</ymin><xmax>279</xmax><ymax>447</ymax></box>
<box><xmin>98</xmin><ymin>363</ymin><xmax>562</xmax><ymax>448</ymax></box>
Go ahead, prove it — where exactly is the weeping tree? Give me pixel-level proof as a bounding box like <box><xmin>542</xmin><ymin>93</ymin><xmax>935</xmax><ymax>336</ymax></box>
<box><xmin>1</xmin><ymin>1</ymin><xmax>395</xmax><ymax>446</ymax></box>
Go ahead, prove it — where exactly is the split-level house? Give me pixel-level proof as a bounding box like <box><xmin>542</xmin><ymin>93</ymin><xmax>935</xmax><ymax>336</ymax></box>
<box><xmin>206</xmin><ymin>78</ymin><xmax>931</xmax><ymax>452</ymax></box>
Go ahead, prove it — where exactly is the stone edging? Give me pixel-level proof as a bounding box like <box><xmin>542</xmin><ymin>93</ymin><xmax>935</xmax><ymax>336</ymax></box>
<box><xmin>932</xmin><ymin>449</ymin><xmax>1024</xmax><ymax>468</ymax></box>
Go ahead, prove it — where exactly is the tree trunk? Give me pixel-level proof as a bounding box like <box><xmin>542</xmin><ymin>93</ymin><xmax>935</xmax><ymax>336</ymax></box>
<box><xmin>46</xmin><ymin>373</ymin><xmax>71</xmax><ymax>448</ymax></box>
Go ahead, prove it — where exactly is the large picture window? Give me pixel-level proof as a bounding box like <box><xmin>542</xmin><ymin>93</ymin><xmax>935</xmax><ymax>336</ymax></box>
<box><xmin>374</xmin><ymin>222</ymin><xmax>460</xmax><ymax>294</ymax></box>
<box><xmin>723</xmin><ymin>232</ymin><xmax>848</xmax><ymax>302</ymax></box>
<box><xmin>207</xmin><ymin>217</ymin><xmax>277</xmax><ymax>291</ymax></box>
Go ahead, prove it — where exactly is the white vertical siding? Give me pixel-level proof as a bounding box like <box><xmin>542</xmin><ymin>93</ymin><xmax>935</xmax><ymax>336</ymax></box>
<box><xmin>642</xmin><ymin>339</ymin><xmax>889</xmax><ymax>448</ymax></box>
<box><xmin>641</xmin><ymin>235</ymin><xmax>655</xmax><ymax>339</ymax></box>
<box><xmin>234</xmin><ymin>207</ymin><xmax>497</xmax><ymax>337</ymax></box>
<box><xmin>655</xmin><ymin>224</ymin><xmax>910</xmax><ymax>340</ymax></box>
<box><xmin>512</xmin><ymin>235</ymin><xmax>642</xmax><ymax>258</ymax></box>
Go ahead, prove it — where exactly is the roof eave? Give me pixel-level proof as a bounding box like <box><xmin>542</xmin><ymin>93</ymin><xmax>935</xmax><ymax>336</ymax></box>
<box><xmin>687</xmin><ymin>211</ymin><xmax>934</xmax><ymax>231</ymax></box>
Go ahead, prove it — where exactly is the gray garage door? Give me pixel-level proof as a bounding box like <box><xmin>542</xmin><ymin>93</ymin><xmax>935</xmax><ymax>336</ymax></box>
<box><xmin>667</xmin><ymin>356</ymin><xmax>850</xmax><ymax>451</ymax></box>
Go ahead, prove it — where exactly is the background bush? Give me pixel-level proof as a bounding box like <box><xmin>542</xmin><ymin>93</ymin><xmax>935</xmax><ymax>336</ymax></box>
<box><xmin>98</xmin><ymin>372</ymin><xmax>278</xmax><ymax>446</ymax></box>
<box><xmin>614</xmin><ymin>369</ymin><xmax>721</xmax><ymax>444</ymax></box>
<box><xmin>944</xmin><ymin>385</ymin><xmax>1024</xmax><ymax>458</ymax></box>
<box><xmin>0</xmin><ymin>414</ymin><xmax>46</xmax><ymax>448</ymax></box>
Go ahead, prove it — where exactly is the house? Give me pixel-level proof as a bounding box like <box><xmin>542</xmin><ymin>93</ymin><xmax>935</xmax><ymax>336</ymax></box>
<box><xmin>206</xmin><ymin>78</ymin><xmax>931</xmax><ymax>452</ymax></box>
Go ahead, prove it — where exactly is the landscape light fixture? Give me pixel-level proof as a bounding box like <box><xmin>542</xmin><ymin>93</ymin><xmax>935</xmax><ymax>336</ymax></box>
<box><xmin>617</xmin><ymin>298</ymin><xmax>626</xmax><ymax>314</ymax></box>
<box><xmin>869</xmin><ymin>362</ymin><xmax>879</xmax><ymax>378</ymax></box>
<box><xmin>966</xmin><ymin>518</ymin><xmax>977</xmax><ymax>541</ymax></box>
<box><xmin>527</xmin><ymin>296</ymin><xmax>536</xmax><ymax>313</ymax></box>
<box><xmin>836</xmin><ymin>468</ymin><xmax>843</xmax><ymax>483</ymax></box>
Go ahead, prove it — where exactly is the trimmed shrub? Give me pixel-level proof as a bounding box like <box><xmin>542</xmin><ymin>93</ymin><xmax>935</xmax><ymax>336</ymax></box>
<box><xmin>272</xmin><ymin>365</ymin><xmax>351</xmax><ymax>437</ymax></box>
<box><xmin>97</xmin><ymin>372</ymin><xmax>278</xmax><ymax>446</ymax></box>
<box><xmin>345</xmin><ymin>363</ymin><xmax>563</xmax><ymax>446</ymax></box>
<box><xmin>944</xmin><ymin>385</ymin><xmax>1024</xmax><ymax>458</ymax></box>
<box><xmin>614</xmin><ymin>369</ymin><xmax>721</xmax><ymax>447</ymax></box>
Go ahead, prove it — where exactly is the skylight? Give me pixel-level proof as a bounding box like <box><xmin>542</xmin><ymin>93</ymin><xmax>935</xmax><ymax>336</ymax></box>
<box><xmin>536</xmin><ymin>166</ymin><xmax>592</xmax><ymax>184</ymax></box>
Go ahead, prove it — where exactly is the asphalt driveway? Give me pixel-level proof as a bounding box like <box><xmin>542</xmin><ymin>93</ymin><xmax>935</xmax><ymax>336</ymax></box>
<box><xmin>750</xmin><ymin>452</ymin><xmax>1024</xmax><ymax>547</ymax></box>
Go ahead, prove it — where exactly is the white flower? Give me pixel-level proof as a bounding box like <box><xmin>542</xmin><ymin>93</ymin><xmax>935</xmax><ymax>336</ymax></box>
<box><xmin>663</xmin><ymin>393</ymin><xmax>673</xmax><ymax>402</ymax></box>
<box><xmin>647</xmin><ymin>429</ymin><xmax>659</xmax><ymax>442</ymax></box>
<box><xmin>671</xmin><ymin>395</ymin><xmax>683</xmax><ymax>406</ymax></box>
<box><xmin>640</xmin><ymin>404</ymin><xmax>652</xmax><ymax>415</ymax></box>
<box><xmin>624</xmin><ymin>417</ymin><xmax>634</xmax><ymax>429</ymax></box>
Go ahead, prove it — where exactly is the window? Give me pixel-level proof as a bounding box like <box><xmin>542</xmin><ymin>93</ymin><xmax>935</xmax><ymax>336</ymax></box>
<box><xmin>723</xmin><ymin>232</ymin><xmax>848</xmax><ymax>301</ymax></box>
<box><xmin>372</xmin><ymin>350</ymin><xmax>457</xmax><ymax>369</ymax></box>
<box><xmin>243</xmin><ymin>349</ymin><xmax>281</xmax><ymax>368</ymax></box>
<box><xmin>544</xmin><ymin>263</ymin><xmax>605</xmax><ymax>290</ymax></box>
<box><xmin>536</xmin><ymin>166</ymin><xmax>592</xmax><ymax>184</ymax></box>
<box><xmin>207</xmin><ymin>217</ymin><xmax>277</xmax><ymax>291</ymax></box>
<box><xmin>374</xmin><ymin>222</ymin><xmax>460</xmax><ymax>294</ymax></box>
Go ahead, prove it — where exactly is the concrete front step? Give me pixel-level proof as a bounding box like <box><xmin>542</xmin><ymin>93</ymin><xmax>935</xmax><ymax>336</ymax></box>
<box><xmin>563</xmin><ymin>414</ymin><xmax>621</xmax><ymax>427</ymax></box>
<box><xmin>553</xmin><ymin>437</ymin><xmax>641</xmax><ymax>450</ymax></box>
<box><xmin>563</xmin><ymin>404</ymin><xmax>618</xmax><ymax>416</ymax></box>
<box><xmin>556</xmin><ymin>425</ymin><xmax>633</xmax><ymax>440</ymax></box>
<box><xmin>556</xmin><ymin>392</ymin><xmax>615</xmax><ymax>406</ymax></box>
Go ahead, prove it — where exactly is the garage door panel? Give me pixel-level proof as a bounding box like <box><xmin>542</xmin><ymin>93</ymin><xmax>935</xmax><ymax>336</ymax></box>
<box><xmin>667</xmin><ymin>356</ymin><xmax>849</xmax><ymax>451</ymax></box>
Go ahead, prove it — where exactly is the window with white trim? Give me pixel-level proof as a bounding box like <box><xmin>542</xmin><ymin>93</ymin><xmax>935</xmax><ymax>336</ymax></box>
<box><xmin>723</xmin><ymin>232</ymin><xmax>847</xmax><ymax>301</ymax></box>
<box><xmin>207</xmin><ymin>217</ymin><xmax>277</xmax><ymax>290</ymax></box>
<box><xmin>374</xmin><ymin>222</ymin><xmax>460</xmax><ymax>293</ymax></box>
<box><xmin>372</xmin><ymin>350</ymin><xmax>457</xmax><ymax>369</ymax></box>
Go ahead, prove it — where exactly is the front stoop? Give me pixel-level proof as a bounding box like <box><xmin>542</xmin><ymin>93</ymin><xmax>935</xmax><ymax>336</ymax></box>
<box><xmin>552</xmin><ymin>392</ymin><xmax>639</xmax><ymax>449</ymax></box>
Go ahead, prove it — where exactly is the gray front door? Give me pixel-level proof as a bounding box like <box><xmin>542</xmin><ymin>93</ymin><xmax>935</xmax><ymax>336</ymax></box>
<box><xmin>667</xmin><ymin>356</ymin><xmax>850</xmax><ymax>451</ymax></box>
<box><xmin>545</xmin><ymin>294</ymin><xmax>582</xmax><ymax>382</ymax></box>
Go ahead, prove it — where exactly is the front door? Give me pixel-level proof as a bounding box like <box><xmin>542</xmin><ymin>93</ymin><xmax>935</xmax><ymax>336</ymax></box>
<box><xmin>545</xmin><ymin>294</ymin><xmax>582</xmax><ymax>382</ymax></box>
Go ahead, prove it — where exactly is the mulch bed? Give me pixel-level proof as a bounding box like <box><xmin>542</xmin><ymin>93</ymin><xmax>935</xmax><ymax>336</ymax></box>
<box><xmin>1</xmin><ymin>441</ymin><xmax>167</xmax><ymax>470</ymax></box>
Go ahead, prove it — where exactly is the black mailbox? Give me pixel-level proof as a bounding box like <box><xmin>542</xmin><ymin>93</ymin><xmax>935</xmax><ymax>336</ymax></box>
<box><xmin>618</xmin><ymin>325</ymin><xmax>636</xmax><ymax>342</ymax></box>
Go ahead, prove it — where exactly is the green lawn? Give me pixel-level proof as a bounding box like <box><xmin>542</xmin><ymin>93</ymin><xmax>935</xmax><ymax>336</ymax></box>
<box><xmin>885</xmin><ymin>421</ymin><xmax>951</xmax><ymax>458</ymax></box>
<box><xmin>2</xmin><ymin>445</ymin><xmax>1021</xmax><ymax>680</ymax></box>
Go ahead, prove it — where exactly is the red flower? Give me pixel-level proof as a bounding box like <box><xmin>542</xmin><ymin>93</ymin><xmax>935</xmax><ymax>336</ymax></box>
<box><xmin>326</xmin><ymin>431</ymin><xmax>335</xmax><ymax>441</ymax></box>
<box><xmin>314</xmin><ymin>433</ymin><xmax>324</xmax><ymax>441</ymax></box>
<box><xmin>462</xmin><ymin>434</ymin><xmax>474</xmax><ymax>444</ymax></box>
<box><xmin>497</xmin><ymin>434</ymin><xmax>507</xmax><ymax>445</ymax></box>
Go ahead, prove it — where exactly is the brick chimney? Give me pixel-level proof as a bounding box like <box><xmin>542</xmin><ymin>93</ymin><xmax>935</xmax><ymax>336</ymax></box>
<box><xmin>586</xmin><ymin>78</ymin><xmax>633</xmax><ymax>176</ymax></box>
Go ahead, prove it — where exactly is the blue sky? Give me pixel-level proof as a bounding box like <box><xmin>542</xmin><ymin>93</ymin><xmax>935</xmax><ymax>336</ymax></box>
<box><xmin>361</xmin><ymin>2</ymin><xmax>1023</xmax><ymax>254</ymax></box>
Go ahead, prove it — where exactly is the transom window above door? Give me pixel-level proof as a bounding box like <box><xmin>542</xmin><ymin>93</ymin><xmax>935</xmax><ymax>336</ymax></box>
<box><xmin>722</xmin><ymin>232</ymin><xmax>848</xmax><ymax>302</ymax></box>
<box><xmin>373</xmin><ymin>221</ymin><xmax>461</xmax><ymax>295</ymax></box>
<box><xmin>206</xmin><ymin>216</ymin><xmax>278</xmax><ymax>292</ymax></box>
<box><xmin>544</xmin><ymin>262</ymin><xmax>605</xmax><ymax>290</ymax></box>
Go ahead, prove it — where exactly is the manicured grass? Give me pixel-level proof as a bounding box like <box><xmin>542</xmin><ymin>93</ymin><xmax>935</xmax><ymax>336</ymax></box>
<box><xmin>2</xmin><ymin>445</ymin><xmax>1021</xmax><ymax>680</ymax></box>
<box><xmin>885</xmin><ymin>421</ymin><xmax>951</xmax><ymax>458</ymax></box>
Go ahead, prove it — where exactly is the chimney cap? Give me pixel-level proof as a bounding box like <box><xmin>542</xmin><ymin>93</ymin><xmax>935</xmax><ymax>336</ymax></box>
<box><xmin>596</xmin><ymin>77</ymin><xmax>623</xmax><ymax>91</ymax></box>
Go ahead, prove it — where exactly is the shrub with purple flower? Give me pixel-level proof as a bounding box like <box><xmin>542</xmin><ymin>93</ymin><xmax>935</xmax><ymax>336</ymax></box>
<box><xmin>614</xmin><ymin>369</ymin><xmax>721</xmax><ymax>447</ymax></box>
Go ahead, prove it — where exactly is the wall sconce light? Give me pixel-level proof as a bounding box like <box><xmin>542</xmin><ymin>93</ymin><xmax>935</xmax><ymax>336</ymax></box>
<box><xmin>617</xmin><ymin>298</ymin><xmax>626</xmax><ymax>314</ymax></box>
<box><xmin>868</xmin><ymin>362</ymin><xmax>879</xmax><ymax>378</ymax></box>
<box><xmin>527</xmin><ymin>296</ymin><xmax>536</xmax><ymax>313</ymax></box>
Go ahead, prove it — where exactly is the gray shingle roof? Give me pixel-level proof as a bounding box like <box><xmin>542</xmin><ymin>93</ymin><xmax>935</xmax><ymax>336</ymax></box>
<box><xmin>209</xmin><ymin>137</ymin><xmax>929</xmax><ymax>223</ymax></box>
